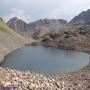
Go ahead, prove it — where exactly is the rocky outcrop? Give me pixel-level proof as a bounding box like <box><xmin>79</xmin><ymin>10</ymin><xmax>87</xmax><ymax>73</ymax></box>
<box><xmin>35</xmin><ymin>26</ymin><xmax>90</xmax><ymax>53</ymax></box>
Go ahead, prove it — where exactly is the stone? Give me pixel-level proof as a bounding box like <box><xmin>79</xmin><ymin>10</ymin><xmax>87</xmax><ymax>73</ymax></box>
<box><xmin>4</xmin><ymin>82</ymin><xmax>11</xmax><ymax>87</ymax></box>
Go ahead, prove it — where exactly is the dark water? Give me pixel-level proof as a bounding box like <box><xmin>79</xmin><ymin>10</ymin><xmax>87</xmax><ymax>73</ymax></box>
<box><xmin>0</xmin><ymin>46</ymin><xmax>89</xmax><ymax>75</ymax></box>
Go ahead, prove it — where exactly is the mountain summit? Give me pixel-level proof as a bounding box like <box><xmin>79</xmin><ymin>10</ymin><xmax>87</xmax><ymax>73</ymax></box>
<box><xmin>69</xmin><ymin>9</ymin><xmax>90</xmax><ymax>25</ymax></box>
<box><xmin>7</xmin><ymin>17</ymin><xmax>31</xmax><ymax>36</ymax></box>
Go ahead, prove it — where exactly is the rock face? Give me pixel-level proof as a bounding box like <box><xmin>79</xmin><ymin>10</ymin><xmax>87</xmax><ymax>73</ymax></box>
<box><xmin>0</xmin><ymin>17</ymin><xmax>24</xmax><ymax>62</ymax></box>
<box><xmin>69</xmin><ymin>9</ymin><xmax>90</xmax><ymax>25</ymax></box>
<box><xmin>7</xmin><ymin>17</ymin><xmax>31</xmax><ymax>36</ymax></box>
<box><xmin>7</xmin><ymin>18</ymin><xmax>67</xmax><ymax>37</ymax></box>
<box><xmin>29</xmin><ymin>18</ymin><xmax>67</xmax><ymax>37</ymax></box>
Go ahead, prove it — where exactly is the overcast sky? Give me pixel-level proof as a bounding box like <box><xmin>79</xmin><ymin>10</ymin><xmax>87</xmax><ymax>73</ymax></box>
<box><xmin>0</xmin><ymin>0</ymin><xmax>90</xmax><ymax>22</ymax></box>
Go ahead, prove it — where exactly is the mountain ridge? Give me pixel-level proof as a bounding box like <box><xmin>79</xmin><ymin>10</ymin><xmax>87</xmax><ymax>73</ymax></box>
<box><xmin>69</xmin><ymin>9</ymin><xmax>90</xmax><ymax>25</ymax></box>
<box><xmin>6</xmin><ymin>9</ymin><xmax>90</xmax><ymax>37</ymax></box>
<box><xmin>7</xmin><ymin>17</ymin><xmax>67</xmax><ymax>37</ymax></box>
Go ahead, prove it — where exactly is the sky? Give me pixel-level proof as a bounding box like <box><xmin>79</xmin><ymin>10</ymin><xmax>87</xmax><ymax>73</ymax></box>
<box><xmin>0</xmin><ymin>0</ymin><xmax>90</xmax><ymax>23</ymax></box>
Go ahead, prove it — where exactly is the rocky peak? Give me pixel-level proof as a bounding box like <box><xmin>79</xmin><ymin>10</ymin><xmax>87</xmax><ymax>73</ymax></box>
<box><xmin>12</xmin><ymin>17</ymin><xmax>18</xmax><ymax>20</ymax></box>
<box><xmin>69</xmin><ymin>9</ymin><xmax>90</xmax><ymax>25</ymax></box>
<box><xmin>7</xmin><ymin>17</ymin><xmax>31</xmax><ymax>36</ymax></box>
<box><xmin>7</xmin><ymin>17</ymin><xmax>27</xmax><ymax>24</ymax></box>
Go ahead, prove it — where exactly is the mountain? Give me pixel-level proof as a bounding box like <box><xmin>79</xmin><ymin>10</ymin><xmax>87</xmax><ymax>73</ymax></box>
<box><xmin>29</xmin><ymin>18</ymin><xmax>67</xmax><ymax>37</ymax></box>
<box><xmin>7</xmin><ymin>18</ymin><xmax>67</xmax><ymax>37</ymax></box>
<box><xmin>0</xmin><ymin>17</ymin><xmax>24</xmax><ymax>62</ymax></box>
<box><xmin>7</xmin><ymin>17</ymin><xmax>31</xmax><ymax>36</ymax></box>
<box><xmin>6</xmin><ymin>9</ymin><xmax>90</xmax><ymax>37</ymax></box>
<box><xmin>69</xmin><ymin>9</ymin><xmax>90</xmax><ymax>25</ymax></box>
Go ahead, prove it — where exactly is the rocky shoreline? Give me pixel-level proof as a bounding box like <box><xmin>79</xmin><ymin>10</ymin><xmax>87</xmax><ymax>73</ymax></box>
<box><xmin>0</xmin><ymin>38</ymin><xmax>90</xmax><ymax>90</ymax></box>
<box><xmin>0</xmin><ymin>67</ymin><xmax>70</xmax><ymax>90</ymax></box>
<box><xmin>52</xmin><ymin>65</ymin><xmax>90</xmax><ymax>90</ymax></box>
<box><xmin>0</xmin><ymin>46</ymin><xmax>90</xmax><ymax>90</ymax></box>
<box><xmin>0</xmin><ymin>64</ymin><xmax>90</xmax><ymax>90</ymax></box>
<box><xmin>0</xmin><ymin>64</ymin><xmax>89</xmax><ymax>90</ymax></box>
<box><xmin>0</xmin><ymin>45</ymin><xmax>24</xmax><ymax>63</ymax></box>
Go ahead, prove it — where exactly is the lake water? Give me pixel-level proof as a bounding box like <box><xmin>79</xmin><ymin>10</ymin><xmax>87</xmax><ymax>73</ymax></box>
<box><xmin>0</xmin><ymin>46</ymin><xmax>89</xmax><ymax>75</ymax></box>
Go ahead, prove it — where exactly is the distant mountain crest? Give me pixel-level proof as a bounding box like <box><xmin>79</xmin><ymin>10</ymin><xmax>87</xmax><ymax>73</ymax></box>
<box><xmin>7</xmin><ymin>9</ymin><xmax>90</xmax><ymax>37</ymax></box>
<box><xmin>7</xmin><ymin>18</ymin><xmax>67</xmax><ymax>37</ymax></box>
<box><xmin>29</xmin><ymin>18</ymin><xmax>67</xmax><ymax>25</ymax></box>
<box><xmin>69</xmin><ymin>9</ymin><xmax>90</xmax><ymax>25</ymax></box>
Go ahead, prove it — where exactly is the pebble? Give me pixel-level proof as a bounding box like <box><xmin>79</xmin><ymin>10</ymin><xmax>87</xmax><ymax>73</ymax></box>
<box><xmin>4</xmin><ymin>82</ymin><xmax>11</xmax><ymax>87</ymax></box>
<box><xmin>0</xmin><ymin>67</ymin><xmax>89</xmax><ymax>90</ymax></box>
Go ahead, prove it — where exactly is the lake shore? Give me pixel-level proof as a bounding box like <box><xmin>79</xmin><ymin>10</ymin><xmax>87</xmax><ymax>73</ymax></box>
<box><xmin>0</xmin><ymin>46</ymin><xmax>24</xmax><ymax>63</ymax></box>
<box><xmin>0</xmin><ymin>46</ymin><xmax>90</xmax><ymax>90</ymax></box>
<box><xmin>0</xmin><ymin>62</ymin><xmax>90</xmax><ymax>90</ymax></box>
<box><xmin>0</xmin><ymin>38</ymin><xmax>90</xmax><ymax>90</ymax></box>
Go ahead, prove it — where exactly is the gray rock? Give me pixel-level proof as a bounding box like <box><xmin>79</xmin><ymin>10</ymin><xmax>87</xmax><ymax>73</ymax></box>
<box><xmin>7</xmin><ymin>17</ymin><xmax>67</xmax><ymax>37</ymax></box>
<box><xmin>69</xmin><ymin>9</ymin><xmax>90</xmax><ymax>25</ymax></box>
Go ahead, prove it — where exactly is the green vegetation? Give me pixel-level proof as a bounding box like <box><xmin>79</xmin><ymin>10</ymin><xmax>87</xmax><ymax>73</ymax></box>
<box><xmin>71</xmin><ymin>27</ymin><xmax>81</xmax><ymax>32</ymax></box>
<box><xmin>0</xmin><ymin>22</ymin><xmax>11</xmax><ymax>33</ymax></box>
<box><xmin>49</xmin><ymin>33</ymin><xmax>60</xmax><ymax>39</ymax></box>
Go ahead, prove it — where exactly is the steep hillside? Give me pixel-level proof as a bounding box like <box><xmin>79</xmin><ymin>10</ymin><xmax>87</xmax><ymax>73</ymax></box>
<box><xmin>0</xmin><ymin>18</ymin><xmax>25</xmax><ymax>62</ymax></box>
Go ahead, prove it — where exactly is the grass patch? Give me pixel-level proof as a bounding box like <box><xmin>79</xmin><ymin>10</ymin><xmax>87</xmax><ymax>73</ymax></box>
<box><xmin>70</xmin><ymin>26</ymin><xmax>82</xmax><ymax>33</ymax></box>
<box><xmin>0</xmin><ymin>22</ymin><xmax>11</xmax><ymax>33</ymax></box>
<box><xmin>49</xmin><ymin>33</ymin><xmax>60</xmax><ymax>39</ymax></box>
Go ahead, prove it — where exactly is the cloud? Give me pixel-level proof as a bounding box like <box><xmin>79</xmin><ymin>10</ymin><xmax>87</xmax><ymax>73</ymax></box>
<box><xmin>10</xmin><ymin>8</ymin><xmax>25</xmax><ymax>19</ymax></box>
<box><xmin>3</xmin><ymin>8</ymin><xmax>32</xmax><ymax>23</ymax></box>
<box><xmin>0</xmin><ymin>0</ymin><xmax>90</xmax><ymax>22</ymax></box>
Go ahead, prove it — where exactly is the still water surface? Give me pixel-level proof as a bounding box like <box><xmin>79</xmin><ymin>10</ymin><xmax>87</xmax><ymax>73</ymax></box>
<box><xmin>1</xmin><ymin>46</ymin><xmax>89</xmax><ymax>75</ymax></box>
